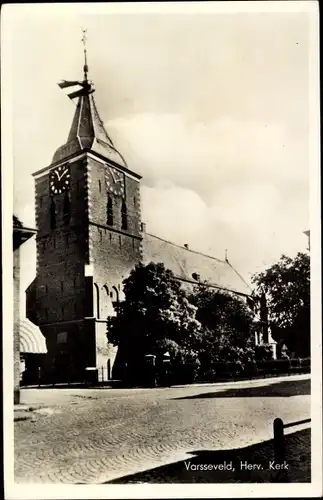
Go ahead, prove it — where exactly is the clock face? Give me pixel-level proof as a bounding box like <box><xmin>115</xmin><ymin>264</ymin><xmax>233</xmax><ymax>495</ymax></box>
<box><xmin>49</xmin><ymin>165</ymin><xmax>71</xmax><ymax>195</ymax></box>
<box><xmin>105</xmin><ymin>166</ymin><xmax>125</xmax><ymax>197</ymax></box>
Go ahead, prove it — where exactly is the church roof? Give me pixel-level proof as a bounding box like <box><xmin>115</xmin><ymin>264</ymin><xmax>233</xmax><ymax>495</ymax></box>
<box><xmin>52</xmin><ymin>91</ymin><xmax>128</xmax><ymax>167</ymax></box>
<box><xmin>142</xmin><ymin>232</ymin><xmax>252</xmax><ymax>296</ymax></box>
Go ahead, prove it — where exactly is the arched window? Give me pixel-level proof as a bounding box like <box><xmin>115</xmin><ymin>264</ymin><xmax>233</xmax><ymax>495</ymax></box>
<box><xmin>63</xmin><ymin>192</ymin><xmax>71</xmax><ymax>225</ymax></box>
<box><xmin>111</xmin><ymin>286</ymin><xmax>119</xmax><ymax>309</ymax></box>
<box><xmin>121</xmin><ymin>200</ymin><xmax>128</xmax><ymax>230</ymax></box>
<box><xmin>107</xmin><ymin>196</ymin><xmax>113</xmax><ymax>226</ymax></box>
<box><xmin>94</xmin><ymin>283</ymin><xmax>100</xmax><ymax>318</ymax></box>
<box><xmin>50</xmin><ymin>199</ymin><xmax>56</xmax><ymax>230</ymax></box>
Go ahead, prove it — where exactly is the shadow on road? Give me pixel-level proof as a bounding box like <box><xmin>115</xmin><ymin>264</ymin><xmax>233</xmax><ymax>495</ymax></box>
<box><xmin>172</xmin><ymin>379</ymin><xmax>310</xmax><ymax>400</ymax></box>
<box><xmin>106</xmin><ymin>428</ymin><xmax>310</xmax><ymax>484</ymax></box>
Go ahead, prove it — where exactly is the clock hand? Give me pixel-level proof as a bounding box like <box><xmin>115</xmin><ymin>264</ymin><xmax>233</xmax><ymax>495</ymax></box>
<box><xmin>57</xmin><ymin>169</ymin><xmax>68</xmax><ymax>181</ymax></box>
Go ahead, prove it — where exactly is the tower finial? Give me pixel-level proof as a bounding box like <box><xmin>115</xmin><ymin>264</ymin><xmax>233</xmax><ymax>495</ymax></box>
<box><xmin>81</xmin><ymin>28</ymin><xmax>89</xmax><ymax>81</ymax></box>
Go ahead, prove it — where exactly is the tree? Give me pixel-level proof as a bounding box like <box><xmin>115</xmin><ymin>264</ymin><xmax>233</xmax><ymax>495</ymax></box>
<box><xmin>107</xmin><ymin>262</ymin><xmax>201</xmax><ymax>382</ymax></box>
<box><xmin>189</xmin><ymin>286</ymin><xmax>256</xmax><ymax>372</ymax></box>
<box><xmin>252</xmin><ymin>252</ymin><xmax>310</xmax><ymax>357</ymax></box>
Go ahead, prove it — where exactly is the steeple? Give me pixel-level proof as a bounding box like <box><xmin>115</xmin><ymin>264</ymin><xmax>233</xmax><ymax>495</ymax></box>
<box><xmin>52</xmin><ymin>29</ymin><xmax>127</xmax><ymax>168</ymax></box>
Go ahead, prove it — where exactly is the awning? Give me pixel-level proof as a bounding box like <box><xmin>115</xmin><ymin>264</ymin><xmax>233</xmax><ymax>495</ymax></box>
<box><xmin>19</xmin><ymin>320</ymin><xmax>47</xmax><ymax>354</ymax></box>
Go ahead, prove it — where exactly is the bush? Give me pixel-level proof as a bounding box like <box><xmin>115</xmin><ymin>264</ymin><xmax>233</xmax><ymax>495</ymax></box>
<box><xmin>255</xmin><ymin>344</ymin><xmax>274</xmax><ymax>361</ymax></box>
<box><xmin>244</xmin><ymin>360</ymin><xmax>258</xmax><ymax>377</ymax></box>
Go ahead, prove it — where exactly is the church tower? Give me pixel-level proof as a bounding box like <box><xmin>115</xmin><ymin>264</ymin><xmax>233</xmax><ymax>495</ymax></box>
<box><xmin>26</xmin><ymin>33</ymin><xmax>143</xmax><ymax>382</ymax></box>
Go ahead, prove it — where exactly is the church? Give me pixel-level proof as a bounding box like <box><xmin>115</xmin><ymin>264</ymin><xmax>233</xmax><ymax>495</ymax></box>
<box><xmin>26</xmin><ymin>46</ymin><xmax>255</xmax><ymax>383</ymax></box>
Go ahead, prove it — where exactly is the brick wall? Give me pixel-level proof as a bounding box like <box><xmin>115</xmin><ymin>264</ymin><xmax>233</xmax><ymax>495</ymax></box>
<box><xmin>87</xmin><ymin>156</ymin><xmax>143</xmax><ymax>368</ymax></box>
<box><xmin>28</xmin><ymin>152</ymin><xmax>144</xmax><ymax>379</ymax></box>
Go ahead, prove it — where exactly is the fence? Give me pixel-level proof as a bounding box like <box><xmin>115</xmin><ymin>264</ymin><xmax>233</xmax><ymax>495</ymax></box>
<box><xmin>197</xmin><ymin>357</ymin><xmax>310</xmax><ymax>384</ymax></box>
<box><xmin>273</xmin><ymin>417</ymin><xmax>311</xmax><ymax>481</ymax></box>
<box><xmin>21</xmin><ymin>356</ymin><xmax>310</xmax><ymax>388</ymax></box>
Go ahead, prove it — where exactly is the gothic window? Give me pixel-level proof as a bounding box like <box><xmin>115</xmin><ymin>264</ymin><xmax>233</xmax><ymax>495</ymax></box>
<box><xmin>103</xmin><ymin>285</ymin><xmax>109</xmax><ymax>315</ymax></box>
<box><xmin>121</xmin><ymin>200</ymin><xmax>128</xmax><ymax>230</ymax></box>
<box><xmin>50</xmin><ymin>199</ymin><xmax>56</xmax><ymax>230</ymax></box>
<box><xmin>94</xmin><ymin>283</ymin><xmax>100</xmax><ymax>318</ymax></box>
<box><xmin>98</xmin><ymin>180</ymin><xmax>101</xmax><ymax>193</ymax></box>
<box><xmin>111</xmin><ymin>286</ymin><xmax>119</xmax><ymax>309</ymax></box>
<box><xmin>107</xmin><ymin>196</ymin><xmax>113</xmax><ymax>226</ymax></box>
<box><xmin>63</xmin><ymin>192</ymin><xmax>71</xmax><ymax>225</ymax></box>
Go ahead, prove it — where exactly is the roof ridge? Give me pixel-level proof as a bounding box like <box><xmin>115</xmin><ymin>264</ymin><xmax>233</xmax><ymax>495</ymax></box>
<box><xmin>145</xmin><ymin>232</ymin><xmax>227</xmax><ymax>264</ymax></box>
<box><xmin>225</xmin><ymin>260</ymin><xmax>253</xmax><ymax>293</ymax></box>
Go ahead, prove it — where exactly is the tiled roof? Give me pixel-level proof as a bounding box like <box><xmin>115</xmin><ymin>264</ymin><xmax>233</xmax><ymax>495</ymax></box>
<box><xmin>142</xmin><ymin>232</ymin><xmax>252</xmax><ymax>296</ymax></box>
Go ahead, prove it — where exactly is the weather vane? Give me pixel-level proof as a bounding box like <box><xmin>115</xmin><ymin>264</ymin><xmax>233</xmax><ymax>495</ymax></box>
<box><xmin>57</xmin><ymin>27</ymin><xmax>95</xmax><ymax>100</ymax></box>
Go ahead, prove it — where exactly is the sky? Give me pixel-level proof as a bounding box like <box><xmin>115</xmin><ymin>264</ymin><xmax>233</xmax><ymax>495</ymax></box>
<box><xmin>3</xmin><ymin>3</ymin><xmax>316</xmax><ymax>313</ymax></box>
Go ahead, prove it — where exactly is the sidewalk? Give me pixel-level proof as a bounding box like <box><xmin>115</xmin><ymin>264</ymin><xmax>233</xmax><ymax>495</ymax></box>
<box><xmin>20</xmin><ymin>372</ymin><xmax>310</xmax><ymax>391</ymax></box>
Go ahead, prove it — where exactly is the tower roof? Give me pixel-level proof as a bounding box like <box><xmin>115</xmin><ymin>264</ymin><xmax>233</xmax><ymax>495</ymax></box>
<box><xmin>52</xmin><ymin>29</ymin><xmax>127</xmax><ymax>168</ymax></box>
<box><xmin>52</xmin><ymin>90</ymin><xmax>127</xmax><ymax>167</ymax></box>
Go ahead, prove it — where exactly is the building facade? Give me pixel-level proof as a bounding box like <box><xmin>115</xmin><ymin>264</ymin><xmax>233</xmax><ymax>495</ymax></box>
<box><xmin>13</xmin><ymin>216</ymin><xmax>36</xmax><ymax>402</ymax></box>
<box><xmin>26</xmin><ymin>66</ymin><xmax>253</xmax><ymax>383</ymax></box>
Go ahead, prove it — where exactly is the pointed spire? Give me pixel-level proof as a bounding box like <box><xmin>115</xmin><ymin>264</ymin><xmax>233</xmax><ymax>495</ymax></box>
<box><xmin>52</xmin><ymin>29</ymin><xmax>127</xmax><ymax>168</ymax></box>
<box><xmin>81</xmin><ymin>28</ymin><xmax>89</xmax><ymax>82</ymax></box>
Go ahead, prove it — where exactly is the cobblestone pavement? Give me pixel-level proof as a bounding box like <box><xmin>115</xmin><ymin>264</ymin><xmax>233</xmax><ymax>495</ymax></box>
<box><xmin>14</xmin><ymin>374</ymin><xmax>310</xmax><ymax>484</ymax></box>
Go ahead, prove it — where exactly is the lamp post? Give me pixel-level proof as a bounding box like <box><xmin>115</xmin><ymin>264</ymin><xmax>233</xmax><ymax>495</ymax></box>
<box><xmin>162</xmin><ymin>352</ymin><xmax>171</xmax><ymax>387</ymax></box>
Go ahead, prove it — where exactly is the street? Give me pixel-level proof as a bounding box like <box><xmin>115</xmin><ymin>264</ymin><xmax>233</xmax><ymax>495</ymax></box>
<box><xmin>14</xmin><ymin>374</ymin><xmax>310</xmax><ymax>483</ymax></box>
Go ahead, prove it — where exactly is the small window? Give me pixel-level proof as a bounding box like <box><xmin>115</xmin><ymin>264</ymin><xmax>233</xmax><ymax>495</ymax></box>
<box><xmin>60</xmin><ymin>281</ymin><xmax>64</xmax><ymax>292</ymax></box>
<box><xmin>45</xmin><ymin>284</ymin><xmax>48</xmax><ymax>293</ymax></box>
<box><xmin>63</xmin><ymin>192</ymin><xmax>71</xmax><ymax>225</ymax></box>
<box><xmin>73</xmin><ymin>278</ymin><xmax>76</xmax><ymax>289</ymax></box>
<box><xmin>65</xmin><ymin>234</ymin><xmax>69</xmax><ymax>246</ymax></box>
<box><xmin>133</xmin><ymin>196</ymin><xmax>136</xmax><ymax>206</ymax></box>
<box><xmin>61</xmin><ymin>306</ymin><xmax>64</xmax><ymax>317</ymax></box>
<box><xmin>119</xmin><ymin>235</ymin><xmax>122</xmax><ymax>248</ymax></box>
<box><xmin>109</xmin><ymin>232</ymin><xmax>112</xmax><ymax>242</ymax></box>
<box><xmin>107</xmin><ymin>196</ymin><xmax>113</xmax><ymax>226</ymax></box>
<box><xmin>98</xmin><ymin>180</ymin><xmax>101</xmax><ymax>193</ymax></box>
<box><xmin>50</xmin><ymin>199</ymin><xmax>56</xmax><ymax>230</ymax></box>
<box><xmin>44</xmin><ymin>308</ymin><xmax>48</xmax><ymax>321</ymax></box>
<box><xmin>39</xmin><ymin>196</ymin><xmax>43</xmax><ymax>207</ymax></box>
<box><xmin>53</xmin><ymin>236</ymin><xmax>56</xmax><ymax>249</ymax></box>
<box><xmin>57</xmin><ymin>332</ymin><xmax>67</xmax><ymax>344</ymax></box>
<box><xmin>121</xmin><ymin>201</ymin><xmax>128</xmax><ymax>230</ymax></box>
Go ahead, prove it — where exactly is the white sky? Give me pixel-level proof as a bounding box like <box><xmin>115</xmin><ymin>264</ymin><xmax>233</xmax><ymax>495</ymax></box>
<box><xmin>3</xmin><ymin>3</ymin><xmax>317</xmax><ymax>312</ymax></box>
